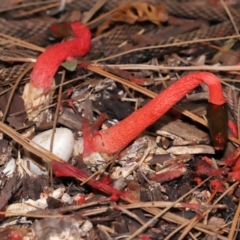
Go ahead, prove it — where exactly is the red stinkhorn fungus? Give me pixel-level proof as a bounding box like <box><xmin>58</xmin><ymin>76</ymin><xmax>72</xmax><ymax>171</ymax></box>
<box><xmin>83</xmin><ymin>72</ymin><xmax>227</xmax><ymax>158</ymax></box>
<box><xmin>22</xmin><ymin>22</ymin><xmax>91</xmax><ymax>122</ymax></box>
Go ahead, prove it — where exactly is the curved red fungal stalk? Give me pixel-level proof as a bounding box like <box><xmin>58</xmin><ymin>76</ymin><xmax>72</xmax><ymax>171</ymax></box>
<box><xmin>83</xmin><ymin>72</ymin><xmax>228</xmax><ymax>157</ymax></box>
<box><xmin>22</xmin><ymin>22</ymin><xmax>91</xmax><ymax>122</ymax></box>
<box><xmin>30</xmin><ymin>22</ymin><xmax>91</xmax><ymax>91</ymax></box>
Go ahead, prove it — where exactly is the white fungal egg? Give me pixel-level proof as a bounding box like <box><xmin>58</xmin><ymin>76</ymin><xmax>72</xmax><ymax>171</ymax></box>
<box><xmin>24</xmin><ymin>128</ymin><xmax>75</xmax><ymax>175</ymax></box>
<box><xmin>32</xmin><ymin>128</ymin><xmax>75</xmax><ymax>162</ymax></box>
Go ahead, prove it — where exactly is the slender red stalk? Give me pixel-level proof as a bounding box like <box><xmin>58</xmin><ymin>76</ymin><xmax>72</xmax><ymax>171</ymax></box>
<box><xmin>83</xmin><ymin>72</ymin><xmax>227</xmax><ymax>157</ymax></box>
<box><xmin>52</xmin><ymin>160</ymin><xmax>124</xmax><ymax>201</ymax></box>
<box><xmin>30</xmin><ymin>22</ymin><xmax>91</xmax><ymax>91</ymax></box>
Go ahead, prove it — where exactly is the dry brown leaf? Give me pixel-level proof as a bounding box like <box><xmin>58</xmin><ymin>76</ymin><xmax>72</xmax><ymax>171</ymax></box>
<box><xmin>96</xmin><ymin>3</ymin><xmax>168</xmax><ymax>36</ymax></box>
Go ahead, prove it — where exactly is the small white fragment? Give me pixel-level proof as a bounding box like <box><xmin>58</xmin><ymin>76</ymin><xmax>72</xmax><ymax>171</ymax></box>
<box><xmin>61</xmin><ymin>193</ymin><xmax>73</xmax><ymax>204</ymax></box>
<box><xmin>51</xmin><ymin>187</ymin><xmax>66</xmax><ymax>199</ymax></box>
<box><xmin>80</xmin><ymin>220</ymin><xmax>93</xmax><ymax>237</ymax></box>
<box><xmin>166</xmin><ymin>145</ymin><xmax>215</xmax><ymax>155</ymax></box>
<box><xmin>25</xmin><ymin>199</ymin><xmax>48</xmax><ymax>209</ymax></box>
<box><xmin>121</xmin><ymin>162</ymin><xmax>138</xmax><ymax>178</ymax></box>
<box><xmin>23</xmin><ymin>158</ymin><xmax>48</xmax><ymax>175</ymax></box>
<box><xmin>6</xmin><ymin>203</ymin><xmax>38</xmax><ymax>216</ymax></box>
<box><xmin>2</xmin><ymin>158</ymin><xmax>16</xmax><ymax>176</ymax></box>
<box><xmin>73</xmin><ymin>137</ymin><xmax>84</xmax><ymax>156</ymax></box>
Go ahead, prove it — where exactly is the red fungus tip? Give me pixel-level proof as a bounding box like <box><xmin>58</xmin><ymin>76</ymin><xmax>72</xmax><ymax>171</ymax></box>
<box><xmin>207</xmin><ymin>103</ymin><xmax>228</xmax><ymax>150</ymax></box>
<box><xmin>50</xmin><ymin>22</ymin><xmax>74</xmax><ymax>39</ymax></box>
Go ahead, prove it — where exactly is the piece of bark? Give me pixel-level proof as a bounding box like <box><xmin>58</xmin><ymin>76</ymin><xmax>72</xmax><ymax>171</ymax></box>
<box><xmin>58</xmin><ymin>108</ymin><xmax>82</xmax><ymax>131</ymax></box>
<box><xmin>157</xmin><ymin>119</ymin><xmax>210</xmax><ymax>144</ymax></box>
<box><xmin>0</xmin><ymin>174</ymin><xmax>22</xmax><ymax>210</ymax></box>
